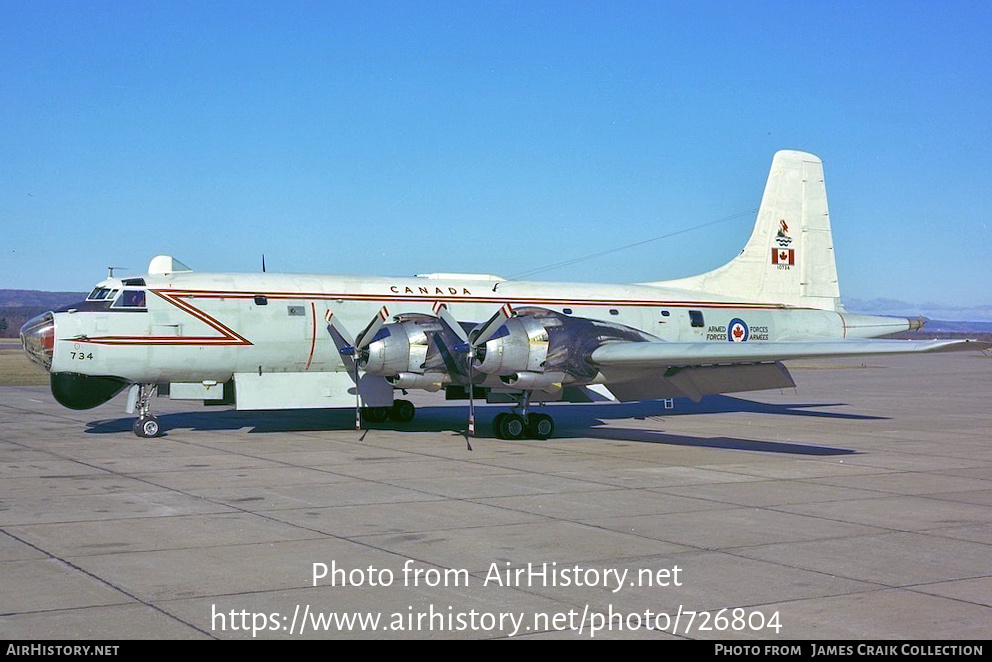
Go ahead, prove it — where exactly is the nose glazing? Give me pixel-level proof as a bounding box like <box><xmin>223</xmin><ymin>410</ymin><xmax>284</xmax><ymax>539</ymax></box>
<box><xmin>20</xmin><ymin>311</ymin><xmax>55</xmax><ymax>372</ymax></box>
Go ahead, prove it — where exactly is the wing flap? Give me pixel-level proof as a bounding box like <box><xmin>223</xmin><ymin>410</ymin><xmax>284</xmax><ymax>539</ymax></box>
<box><xmin>602</xmin><ymin>362</ymin><xmax>796</xmax><ymax>403</ymax></box>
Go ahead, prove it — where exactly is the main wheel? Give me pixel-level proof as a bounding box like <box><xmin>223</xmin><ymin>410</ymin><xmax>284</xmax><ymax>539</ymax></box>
<box><xmin>492</xmin><ymin>412</ymin><xmax>507</xmax><ymax>438</ymax></box>
<box><xmin>389</xmin><ymin>399</ymin><xmax>416</xmax><ymax>422</ymax></box>
<box><xmin>496</xmin><ymin>413</ymin><xmax>525</xmax><ymax>440</ymax></box>
<box><xmin>361</xmin><ymin>406</ymin><xmax>390</xmax><ymax>423</ymax></box>
<box><xmin>526</xmin><ymin>413</ymin><xmax>554</xmax><ymax>439</ymax></box>
<box><xmin>133</xmin><ymin>415</ymin><xmax>160</xmax><ymax>438</ymax></box>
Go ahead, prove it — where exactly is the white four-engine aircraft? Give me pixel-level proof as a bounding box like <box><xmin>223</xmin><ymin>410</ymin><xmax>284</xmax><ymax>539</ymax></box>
<box><xmin>20</xmin><ymin>151</ymin><xmax>985</xmax><ymax>439</ymax></box>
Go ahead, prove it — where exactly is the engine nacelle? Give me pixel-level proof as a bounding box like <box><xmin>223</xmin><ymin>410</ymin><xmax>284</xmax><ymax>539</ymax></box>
<box><xmin>498</xmin><ymin>371</ymin><xmax>565</xmax><ymax>393</ymax></box>
<box><xmin>360</xmin><ymin>315</ymin><xmax>441</xmax><ymax>376</ymax></box>
<box><xmin>474</xmin><ymin>314</ymin><xmax>550</xmax><ymax>376</ymax></box>
<box><xmin>360</xmin><ymin>307</ymin><xmax>658</xmax><ymax>395</ymax></box>
<box><xmin>386</xmin><ymin>372</ymin><xmax>446</xmax><ymax>391</ymax></box>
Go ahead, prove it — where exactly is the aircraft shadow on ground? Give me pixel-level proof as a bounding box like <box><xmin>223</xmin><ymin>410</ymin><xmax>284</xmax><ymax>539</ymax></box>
<box><xmin>84</xmin><ymin>395</ymin><xmax>876</xmax><ymax>456</ymax></box>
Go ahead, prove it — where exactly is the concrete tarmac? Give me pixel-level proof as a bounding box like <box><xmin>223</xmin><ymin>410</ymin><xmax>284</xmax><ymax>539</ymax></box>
<box><xmin>1</xmin><ymin>352</ymin><xmax>990</xmax><ymax>639</ymax></box>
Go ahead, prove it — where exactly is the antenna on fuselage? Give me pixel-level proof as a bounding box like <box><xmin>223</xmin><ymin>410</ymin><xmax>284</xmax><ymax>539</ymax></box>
<box><xmin>262</xmin><ymin>254</ymin><xmax>266</xmax><ymax>273</ymax></box>
<box><xmin>107</xmin><ymin>266</ymin><xmax>126</xmax><ymax>278</ymax></box>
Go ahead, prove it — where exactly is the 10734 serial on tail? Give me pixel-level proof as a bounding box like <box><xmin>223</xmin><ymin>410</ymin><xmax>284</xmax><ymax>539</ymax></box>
<box><xmin>20</xmin><ymin>151</ymin><xmax>986</xmax><ymax>440</ymax></box>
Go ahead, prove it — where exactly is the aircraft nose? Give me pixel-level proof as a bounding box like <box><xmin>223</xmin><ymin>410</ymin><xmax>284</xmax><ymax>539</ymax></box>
<box><xmin>20</xmin><ymin>311</ymin><xmax>55</xmax><ymax>372</ymax></box>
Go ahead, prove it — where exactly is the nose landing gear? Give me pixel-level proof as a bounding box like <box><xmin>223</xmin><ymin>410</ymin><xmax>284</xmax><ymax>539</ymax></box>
<box><xmin>130</xmin><ymin>384</ymin><xmax>161</xmax><ymax>438</ymax></box>
<box><xmin>133</xmin><ymin>414</ymin><xmax>161</xmax><ymax>438</ymax></box>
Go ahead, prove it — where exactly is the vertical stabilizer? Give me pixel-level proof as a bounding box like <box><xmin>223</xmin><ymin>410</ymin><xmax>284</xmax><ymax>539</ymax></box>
<box><xmin>656</xmin><ymin>150</ymin><xmax>842</xmax><ymax>311</ymax></box>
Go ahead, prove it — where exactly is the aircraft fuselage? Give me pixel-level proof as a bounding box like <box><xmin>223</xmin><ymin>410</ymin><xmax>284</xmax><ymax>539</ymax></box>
<box><xmin>42</xmin><ymin>270</ymin><xmax>909</xmax><ymax>387</ymax></box>
<box><xmin>25</xmin><ymin>151</ymin><xmax>969</xmax><ymax>440</ymax></box>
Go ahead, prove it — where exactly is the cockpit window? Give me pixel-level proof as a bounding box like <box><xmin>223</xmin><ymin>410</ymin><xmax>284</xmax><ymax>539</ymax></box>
<box><xmin>88</xmin><ymin>287</ymin><xmax>113</xmax><ymax>300</ymax></box>
<box><xmin>113</xmin><ymin>289</ymin><xmax>147</xmax><ymax>309</ymax></box>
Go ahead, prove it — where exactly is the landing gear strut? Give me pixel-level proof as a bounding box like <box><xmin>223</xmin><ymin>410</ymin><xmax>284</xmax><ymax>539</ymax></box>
<box><xmin>131</xmin><ymin>384</ymin><xmax>161</xmax><ymax>438</ymax></box>
<box><xmin>491</xmin><ymin>391</ymin><xmax>554</xmax><ymax>440</ymax></box>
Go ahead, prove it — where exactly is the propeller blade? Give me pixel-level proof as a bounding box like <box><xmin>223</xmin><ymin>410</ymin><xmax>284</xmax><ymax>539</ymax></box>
<box><xmin>354</xmin><ymin>361</ymin><xmax>361</xmax><ymax>430</ymax></box>
<box><xmin>353</xmin><ymin>306</ymin><xmax>390</xmax><ymax>351</ymax></box>
<box><xmin>470</xmin><ymin>303</ymin><xmax>513</xmax><ymax>348</ymax></box>
<box><xmin>468</xmin><ymin>358</ymin><xmax>475</xmax><ymax>437</ymax></box>
<box><xmin>324</xmin><ymin>310</ymin><xmax>355</xmax><ymax>349</ymax></box>
<box><xmin>433</xmin><ymin>302</ymin><xmax>469</xmax><ymax>344</ymax></box>
<box><xmin>324</xmin><ymin>307</ymin><xmax>391</xmax><ymax>432</ymax></box>
<box><xmin>435</xmin><ymin>302</ymin><xmax>511</xmax><ymax>437</ymax></box>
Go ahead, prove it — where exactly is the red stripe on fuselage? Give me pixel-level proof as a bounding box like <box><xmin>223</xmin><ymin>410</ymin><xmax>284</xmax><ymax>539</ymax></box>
<box><xmin>65</xmin><ymin>290</ymin><xmax>252</xmax><ymax>347</ymax></box>
<box><xmin>65</xmin><ymin>287</ymin><xmax>797</xmax><ymax>348</ymax></box>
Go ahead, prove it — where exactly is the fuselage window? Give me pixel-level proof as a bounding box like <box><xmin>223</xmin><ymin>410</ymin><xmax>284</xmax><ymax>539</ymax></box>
<box><xmin>114</xmin><ymin>290</ymin><xmax>147</xmax><ymax>309</ymax></box>
<box><xmin>689</xmin><ymin>310</ymin><xmax>705</xmax><ymax>327</ymax></box>
<box><xmin>609</xmin><ymin>309</ymin><xmax>619</xmax><ymax>316</ymax></box>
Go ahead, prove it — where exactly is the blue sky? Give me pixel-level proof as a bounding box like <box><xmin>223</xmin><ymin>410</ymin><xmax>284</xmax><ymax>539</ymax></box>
<box><xmin>2</xmin><ymin>1</ymin><xmax>990</xmax><ymax>317</ymax></box>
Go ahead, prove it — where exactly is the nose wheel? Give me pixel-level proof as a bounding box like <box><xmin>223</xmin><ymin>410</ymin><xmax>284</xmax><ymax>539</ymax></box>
<box><xmin>131</xmin><ymin>384</ymin><xmax>162</xmax><ymax>438</ymax></box>
<box><xmin>133</xmin><ymin>415</ymin><xmax>161</xmax><ymax>438</ymax></box>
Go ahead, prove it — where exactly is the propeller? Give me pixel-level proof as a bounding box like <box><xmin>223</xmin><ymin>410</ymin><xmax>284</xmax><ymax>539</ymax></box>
<box><xmin>325</xmin><ymin>306</ymin><xmax>390</xmax><ymax>430</ymax></box>
<box><xmin>434</xmin><ymin>302</ymin><xmax>514</xmax><ymax>436</ymax></box>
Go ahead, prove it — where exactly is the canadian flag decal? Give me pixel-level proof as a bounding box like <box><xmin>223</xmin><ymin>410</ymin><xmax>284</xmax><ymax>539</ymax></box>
<box><xmin>772</xmin><ymin>248</ymin><xmax>795</xmax><ymax>265</ymax></box>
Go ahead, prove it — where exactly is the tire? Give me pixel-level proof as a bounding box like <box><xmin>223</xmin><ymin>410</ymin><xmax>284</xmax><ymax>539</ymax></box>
<box><xmin>492</xmin><ymin>412</ymin><xmax>507</xmax><ymax>439</ymax></box>
<box><xmin>389</xmin><ymin>399</ymin><xmax>416</xmax><ymax>422</ymax></box>
<box><xmin>133</xmin><ymin>415</ymin><xmax>160</xmax><ymax>438</ymax></box>
<box><xmin>526</xmin><ymin>413</ymin><xmax>554</xmax><ymax>440</ymax></box>
<box><xmin>497</xmin><ymin>413</ymin><xmax>525</xmax><ymax>440</ymax></box>
<box><xmin>361</xmin><ymin>406</ymin><xmax>390</xmax><ymax>423</ymax></box>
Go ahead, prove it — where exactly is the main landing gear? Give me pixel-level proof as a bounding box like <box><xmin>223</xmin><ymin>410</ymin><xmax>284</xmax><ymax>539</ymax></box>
<box><xmin>360</xmin><ymin>399</ymin><xmax>416</xmax><ymax>424</ymax></box>
<box><xmin>492</xmin><ymin>411</ymin><xmax>554</xmax><ymax>440</ymax></box>
<box><xmin>491</xmin><ymin>391</ymin><xmax>555</xmax><ymax>440</ymax></box>
<box><xmin>131</xmin><ymin>383</ymin><xmax>161</xmax><ymax>438</ymax></box>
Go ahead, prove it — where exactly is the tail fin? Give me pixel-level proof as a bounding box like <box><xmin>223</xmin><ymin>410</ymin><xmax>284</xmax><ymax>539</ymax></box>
<box><xmin>658</xmin><ymin>150</ymin><xmax>843</xmax><ymax>311</ymax></box>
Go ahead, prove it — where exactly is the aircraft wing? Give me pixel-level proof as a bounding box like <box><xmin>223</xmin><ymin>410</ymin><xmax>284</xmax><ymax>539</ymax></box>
<box><xmin>590</xmin><ymin>338</ymin><xmax>988</xmax><ymax>368</ymax></box>
<box><xmin>588</xmin><ymin>339</ymin><xmax>989</xmax><ymax>403</ymax></box>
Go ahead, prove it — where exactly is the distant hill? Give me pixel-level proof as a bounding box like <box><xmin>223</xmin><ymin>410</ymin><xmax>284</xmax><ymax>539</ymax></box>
<box><xmin>0</xmin><ymin>290</ymin><xmax>88</xmax><ymax>308</ymax></box>
<box><xmin>918</xmin><ymin>319</ymin><xmax>992</xmax><ymax>334</ymax></box>
<box><xmin>845</xmin><ymin>297</ymin><xmax>992</xmax><ymax>323</ymax></box>
<box><xmin>0</xmin><ymin>290</ymin><xmax>86</xmax><ymax>338</ymax></box>
<box><xmin>886</xmin><ymin>321</ymin><xmax>992</xmax><ymax>342</ymax></box>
